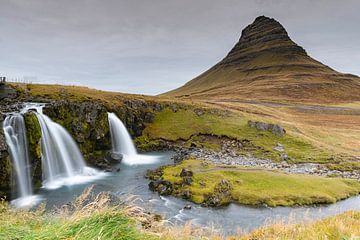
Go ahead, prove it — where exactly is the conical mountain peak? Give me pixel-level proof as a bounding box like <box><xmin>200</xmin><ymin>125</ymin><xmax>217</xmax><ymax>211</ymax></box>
<box><xmin>163</xmin><ymin>16</ymin><xmax>360</xmax><ymax>104</ymax></box>
<box><xmin>220</xmin><ymin>16</ymin><xmax>307</xmax><ymax>67</ymax></box>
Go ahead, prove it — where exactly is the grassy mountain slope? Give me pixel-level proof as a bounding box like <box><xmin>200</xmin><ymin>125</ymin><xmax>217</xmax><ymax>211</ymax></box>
<box><xmin>163</xmin><ymin>16</ymin><xmax>360</xmax><ymax>104</ymax></box>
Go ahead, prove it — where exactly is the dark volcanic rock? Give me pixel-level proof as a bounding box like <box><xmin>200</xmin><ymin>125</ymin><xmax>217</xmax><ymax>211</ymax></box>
<box><xmin>0</xmin><ymin>122</ymin><xmax>11</xmax><ymax>199</ymax></box>
<box><xmin>105</xmin><ymin>152</ymin><xmax>123</xmax><ymax>163</ymax></box>
<box><xmin>148</xmin><ymin>180</ymin><xmax>173</xmax><ymax>196</ymax></box>
<box><xmin>220</xmin><ymin>16</ymin><xmax>307</xmax><ymax>67</ymax></box>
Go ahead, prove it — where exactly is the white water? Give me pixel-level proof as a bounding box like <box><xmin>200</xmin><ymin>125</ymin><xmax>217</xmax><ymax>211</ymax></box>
<box><xmin>3</xmin><ymin>113</ymin><xmax>41</xmax><ymax>208</ymax></box>
<box><xmin>108</xmin><ymin>112</ymin><xmax>159</xmax><ymax>165</ymax></box>
<box><xmin>30</xmin><ymin>104</ymin><xmax>103</xmax><ymax>189</ymax></box>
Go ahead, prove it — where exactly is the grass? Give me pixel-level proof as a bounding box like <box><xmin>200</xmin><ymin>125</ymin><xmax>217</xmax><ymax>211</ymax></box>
<box><xmin>143</xmin><ymin>108</ymin><xmax>333</xmax><ymax>163</ymax></box>
<box><xmin>159</xmin><ymin>159</ymin><xmax>360</xmax><ymax>207</ymax></box>
<box><xmin>240</xmin><ymin>211</ymin><xmax>360</xmax><ymax>240</ymax></box>
<box><xmin>326</xmin><ymin>162</ymin><xmax>360</xmax><ymax>172</ymax></box>
<box><xmin>10</xmin><ymin>82</ymin><xmax>360</xmax><ymax>166</ymax></box>
<box><xmin>0</xmin><ymin>187</ymin><xmax>359</xmax><ymax>240</ymax></box>
<box><xmin>0</xmin><ymin>188</ymin><xmax>157</xmax><ymax>240</ymax></box>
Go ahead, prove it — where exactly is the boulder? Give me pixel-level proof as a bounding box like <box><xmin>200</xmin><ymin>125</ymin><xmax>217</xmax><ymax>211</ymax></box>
<box><xmin>148</xmin><ymin>180</ymin><xmax>173</xmax><ymax>195</ymax></box>
<box><xmin>248</xmin><ymin>120</ymin><xmax>286</xmax><ymax>136</ymax></box>
<box><xmin>105</xmin><ymin>152</ymin><xmax>123</xmax><ymax>163</ymax></box>
<box><xmin>180</xmin><ymin>168</ymin><xmax>193</xmax><ymax>177</ymax></box>
<box><xmin>181</xmin><ymin>190</ymin><xmax>192</xmax><ymax>199</ymax></box>
<box><xmin>182</xmin><ymin>176</ymin><xmax>193</xmax><ymax>185</ymax></box>
<box><xmin>184</xmin><ymin>204</ymin><xmax>192</xmax><ymax>210</ymax></box>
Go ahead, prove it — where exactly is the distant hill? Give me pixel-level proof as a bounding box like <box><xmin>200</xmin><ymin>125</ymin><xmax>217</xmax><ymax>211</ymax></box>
<box><xmin>162</xmin><ymin>16</ymin><xmax>360</xmax><ymax>104</ymax></box>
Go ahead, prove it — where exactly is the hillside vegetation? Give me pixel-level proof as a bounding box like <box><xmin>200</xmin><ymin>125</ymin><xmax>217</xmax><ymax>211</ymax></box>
<box><xmin>163</xmin><ymin>16</ymin><xmax>360</xmax><ymax>104</ymax></box>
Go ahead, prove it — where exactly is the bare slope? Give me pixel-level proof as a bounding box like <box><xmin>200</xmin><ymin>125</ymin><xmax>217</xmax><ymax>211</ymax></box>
<box><xmin>163</xmin><ymin>16</ymin><xmax>360</xmax><ymax>104</ymax></box>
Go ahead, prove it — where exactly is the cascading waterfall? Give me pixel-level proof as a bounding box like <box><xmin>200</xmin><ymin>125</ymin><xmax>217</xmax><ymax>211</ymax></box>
<box><xmin>108</xmin><ymin>112</ymin><xmax>159</xmax><ymax>165</ymax></box>
<box><xmin>30</xmin><ymin>104</ymin><xmax>101</xmax><ymax>189</ymax></box>
<box><xmin>3</xmin><ymin>113</ymin><xmax>40</xmax><ymax>207</ymax></box>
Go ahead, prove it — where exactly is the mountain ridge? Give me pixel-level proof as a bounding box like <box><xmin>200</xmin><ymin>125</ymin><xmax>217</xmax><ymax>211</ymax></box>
<box><xmin>163</xmin><ymin>16</ymin><xmax>360</xmax><ymax>104</ymax></box>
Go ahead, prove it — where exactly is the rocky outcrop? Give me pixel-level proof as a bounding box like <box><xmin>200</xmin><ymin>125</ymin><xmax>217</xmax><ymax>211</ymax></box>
<box><xmin>248</xmin><ymin>120</ymin><xmax>286</xmax><ymax>136</ymax></box>
<box><xmin>203</xmin><ymin>179</ymin><xmax>233</xmax><ymax>207</ymax></box>
<box><xmin>0</xmin><ymin>84</ymin><xmax>19</xmax><ymax>199</ymax></box>
<box><xmin>42</xmin><ymin>101</ymin><xmax>111</xmax><ymax>167</ymax></box>
<box><xmin>24</xmin><ymin>112</ymin><xmax>42</xmax><ymax>189</ymax></box>
<box><xmin>0</xmin><ymin>120</ymin><xmax>11</xmax><ymax>198</ymax></box>
<box><xmin>41</xmin><ymin>99</ymin><xmax>168</xmax><ymax>167</ymax></box>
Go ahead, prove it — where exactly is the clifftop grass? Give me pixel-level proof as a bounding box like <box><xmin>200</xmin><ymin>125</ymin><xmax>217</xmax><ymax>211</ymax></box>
<box><xmin>159</xmin><ymin>159</ymin><xmax>360</xmax><ymax>207</ymax></box>
<box><xmin>143</xmin><ymin>108</ymin><xmax>333</xmax><ymax>163</ymax></box>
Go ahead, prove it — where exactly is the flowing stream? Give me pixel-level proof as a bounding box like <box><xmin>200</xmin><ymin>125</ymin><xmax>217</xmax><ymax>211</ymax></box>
<box><xmin>107</xmin><ymin>112</ymin><xmax>159</xmax><ymax>165</ymax></box>
<box><xmin>37</xmin><ymin>151</ymin><xmax>360</xmax><ymax>235</ymax></box>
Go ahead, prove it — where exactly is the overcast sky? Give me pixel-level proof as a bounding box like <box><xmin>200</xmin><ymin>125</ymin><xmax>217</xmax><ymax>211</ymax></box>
<box><xmin>0</xmin><ymin>0</ymin><xmax>359</xmax><ymax>95</ymax></box>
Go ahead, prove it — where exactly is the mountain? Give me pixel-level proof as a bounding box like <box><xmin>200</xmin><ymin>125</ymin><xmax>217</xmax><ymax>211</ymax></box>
<box><xmin>163</xmin><ymin>16</ymin><xmax>360</xmax><ymax>103</ymax></box>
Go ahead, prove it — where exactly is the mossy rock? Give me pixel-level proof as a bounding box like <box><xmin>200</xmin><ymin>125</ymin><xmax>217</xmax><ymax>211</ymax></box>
<box><xmin>24</xmin><ymin>112</ymin><xmax>42</xmax><ymax>190</ymax></box>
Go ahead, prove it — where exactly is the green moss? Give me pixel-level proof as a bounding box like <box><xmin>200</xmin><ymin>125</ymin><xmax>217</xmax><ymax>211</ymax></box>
<box><xmin>0</xmin><ymin>155</ymin><xmax>11</xmax><ymax>198</ymax></box>
<box><xmin>143</xmin><ymin>108</ymin><xmax>332</xmax><ymax>163</ymax></box>
<box><xmin>44</xmin><ymin>103</ymin><xmax>111</xmax><ymax>165</ymax></box>
<box><xmin>160</xmin><ymin>160</ymin><xmax>360</xmax><ymax>207</ymax></box>
<box><xmin>24</xmin><ymin>112</ymin><xmax>42</xmax><ymax>189</ymax></box>
<box><xmin>24</xmin><ymin>112</ymin><xmax>42</xmax><ymax>161</ymax></box>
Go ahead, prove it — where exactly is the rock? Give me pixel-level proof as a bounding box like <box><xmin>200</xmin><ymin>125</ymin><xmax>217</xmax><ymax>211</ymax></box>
<box><xmin>170</xmin><ymin>104</ymin><xmax>178</xmax><ymax>112</ymax></box>
<box><xmin>271</xmin><ymin>124</ymin><xmax>286</xmax><ymax>136</ymax></box>
<box><xmin>274</xmin><ymin>143</ymin><xmax>285</xmax><ymax>152</ymax></box>
<box><xmin>205</xmin><ymin>195</ymin><xmax>221</xmax><ymax>207</ymax></box>
<box><xmin>158</xmin><ymin>183</ymin><xmax>173</xmax><ymax>195</ymax></box>
<box><xmin>105</xmin><ymin>152</ymin><xmax>123</xmax><ymax>163</ymax></box>
<box><xmin>148</xmin><ymin>180</ymin><xmax>173</xmax><ymax>195</ymax></box>
<box><xmin>180</xmin><ymin>168</ymin><xmax>193</xmax><ymax>177</ymax></box>
<box><xmin>0</xmin><ymin>129</ymin><xmax>7</xmax><ymax>153</ymax></box>
<box><xmin>181</xmin><ymin>190</ymin><xmax>192</xmax><ymax>199</ymax></box>
<box><xmin>182</xmin><ymin>176</ymin><xmax>193</xmax><ymax>185</ymax></box>
<box><xmin>194</xmin><ymin>108</ymin><xmax>205</xmax><ymax>116</ymax></box>
<box><xmin>281</xmin><ymin>154</ymin><xmax>289</xmax><ymax>161</ymax></box>
<box><xmin>148</xmin><ymin>180</ymin><xmax>159</xmax><ymax>191</ymax></box>
<box><xmin>248</xmin><ymin>120</ymin><xmax>286</xmax><ymax>136</ymax></box>
<box><xmin>184</xmin><ymin>204</ymin><xmax>192</xmax><ymax>210</ymax></box>
<box><xmin>144</xmin><ymin>112</ymin><xmax>154</xmax><ymax>123</ymax></box>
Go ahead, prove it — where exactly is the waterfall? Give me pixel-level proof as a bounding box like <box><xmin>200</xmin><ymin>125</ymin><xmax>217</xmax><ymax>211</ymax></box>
<box><xmin>108</xmin><ymin>112</ymin><xmax>137</xmax><ymax>156</ymax></box>
<box><xmin>107</xmin><ymin>112</ymin><xmax>159</xmax><ymax>165</ymax></box>
<box><xmin>3</xmin><ymin>113</ymin><xmax>41</xmax><ymax>207</ymax></box>
<box><xmin>31</xmin><ymin>104</ymin><xmax>102</xmax><ymax>189</ymax></box>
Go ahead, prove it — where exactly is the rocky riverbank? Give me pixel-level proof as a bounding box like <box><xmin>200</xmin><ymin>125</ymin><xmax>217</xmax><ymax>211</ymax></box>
<box><xmin>171</xmin><ymin>146</ymin><xmax>360</xmax><ymax>180</ymax></box>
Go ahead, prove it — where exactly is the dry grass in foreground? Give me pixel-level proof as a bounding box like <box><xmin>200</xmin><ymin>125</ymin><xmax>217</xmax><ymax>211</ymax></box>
<box><xmin>239</xmin><ymin>211</ymin><xmax>360</xmax><ymax>240</ymax></box>
<box><xmin>0</xmin><ymin>186</ymin><xmax>359</xmax><ymax>240</ymax></box>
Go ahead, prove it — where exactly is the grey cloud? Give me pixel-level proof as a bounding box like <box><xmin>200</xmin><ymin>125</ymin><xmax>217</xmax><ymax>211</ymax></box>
<box><xmin>0</xmin><ymin>0</ymin><xmax>359</xmax><ymax>95</ymax></box>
